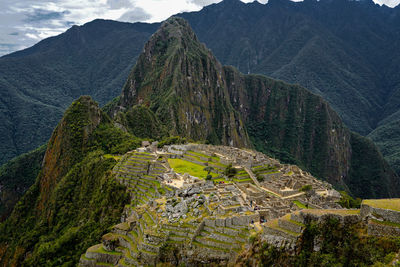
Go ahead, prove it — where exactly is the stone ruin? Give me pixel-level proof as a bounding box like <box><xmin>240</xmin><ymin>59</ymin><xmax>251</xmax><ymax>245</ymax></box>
<box><xmin>79</xmin><ymin>144</ymin><xmax>356</xmax><ymax>266</ymax></box>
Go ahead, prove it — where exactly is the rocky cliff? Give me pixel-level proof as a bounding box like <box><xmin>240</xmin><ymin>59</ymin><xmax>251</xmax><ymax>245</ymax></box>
<box><xmin>113</xmin><ymin>18</ymin><xmax>249</xmax><ymax>148</ymax></box>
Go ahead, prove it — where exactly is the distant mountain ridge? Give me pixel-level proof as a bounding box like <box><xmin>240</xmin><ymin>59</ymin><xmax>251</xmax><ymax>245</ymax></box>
<box><xmin>0</xmin><ymin>20</ymin><xmax>158</xmax><ymax>164</ymax></box>
<box><xmin>1</xmin><ymin>0</ymin><xmax>400</xmax><ymax>211</ymax></box>
<box><xmin>0</xmin><ymin>18</ymin><xmax>398</xmax><ymax>266</ymax></box>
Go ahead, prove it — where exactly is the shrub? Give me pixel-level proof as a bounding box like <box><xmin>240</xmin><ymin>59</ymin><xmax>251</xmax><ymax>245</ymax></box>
<box><xmin>300</xmin><ymin>185</ymin><xmax>312</xmax><ymax>192</ymax></box>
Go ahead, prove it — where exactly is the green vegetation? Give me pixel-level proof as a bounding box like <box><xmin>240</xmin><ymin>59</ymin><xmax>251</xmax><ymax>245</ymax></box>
<box><xmin>224</xmin><ymin>163</ymin><xmax>238</xmax><ymax>178</ymax></box>
<box><xmin>369</xmin><ymin>119</ymin><xmax>400</xmax><ymax>175</ymax></box>
<box><xmin>0</xmin><ymin>144</ymin><xmax>46</xmax><ymax>220</ymax></box>
<box><xmin>338</xmin><ymin>191</ymin><xmax>361</xmax><ymax>209</ymax></box>
<box><xmin>0</xmin><ymin>151</ymin><xmax>129</xmax><ymax>266</ymax></box>
<box><xmin>87</xmin><ymin>123</ymin><xmax>141</xmax><ymax>155</ymax></box>
<box><xmin>157</xmin><ymin>136</ymin><xmax>187</xmax><ymax>148</ymax></box>
<box><xmin>0</xmin><ymin>20</ymin><xmax>158</xmax><ymax>167</ymax></box>
<box><xmin>2</xmin><ymin>12</ymin><xmax>400</xmax><ymax>266</ymax></box>
<box><xmin>348</xmin><ymin>133</ymin><xmax>399</xmax><ymax>198</ymax></box>
<box><xmin>300</xmin><ymin>185</ymin><xmax>312</xmax><ymax>192</ymax></box>
<box><xmin>116</xmin><ymin>105</ymin><xmax>167</xmax><ymax>139</ymax></box>
<box><xmin>239</xmin><ymin>218</ymin><xmax>400</xmax><ymax>266</ymax></box>
<box><xmin>293</xmin><ymin>200</ymin><xmax>308</xmax><ymax>209</ymax></box>
<box><xmin>0</xmin><ymin>97</ymin><xmax>131</xmax><ymax>266</ymax></box>
<box><xmin>168</xmin><ymin>158</ymin><xmax>218</xmax><ymax>179</ymax></box>
<box><xmin>371</xmin><ymin>219</ymin><xmax>400</xmax><ymax>229</ymax></box>
<box><xmin>363</xmin><ymin>199</ymin><xmax>400</xmax><ymax>212</ymax></box>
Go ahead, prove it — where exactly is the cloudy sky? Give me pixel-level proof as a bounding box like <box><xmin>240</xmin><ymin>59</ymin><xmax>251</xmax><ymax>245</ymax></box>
<box><xmin>0</xmin><ymin>0</ymin><xmax>398</xmax><ymax>56</ymax></box>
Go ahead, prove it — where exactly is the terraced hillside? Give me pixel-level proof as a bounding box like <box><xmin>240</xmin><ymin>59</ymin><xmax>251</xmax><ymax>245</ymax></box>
<box><xmin>79</xmin><ymin>144</ymin><xmax>346</xmax><ymax>266</ymax></box>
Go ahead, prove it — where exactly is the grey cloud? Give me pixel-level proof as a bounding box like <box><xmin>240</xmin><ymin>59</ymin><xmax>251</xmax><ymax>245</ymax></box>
<box><xmin>107</xmin><ymin>0</ymin><xmax>133</xmax><ymax>9</ymax></box>
<box><xmin>188</xmin><ymin>0</ymin><xmax>221</xmax><ymax>6</ymax></box>
<box><xmin>0</xmin><ymin>43</ymin><xmax>20</xmax><ymax>56</ymax></box>
<box><xmin>24</xmin><ymin>9</ymin><xmax>70</xmax><ymax>23</ymax></box>
<box><xmin>119</xmin><ymin>7</ymin><xmax>151</xmax><ymax>22</ymax></box>
<box><xmin>9</xmin><ymin>32</ymin><xmax>19</xmax><ymax>36</ymax></box>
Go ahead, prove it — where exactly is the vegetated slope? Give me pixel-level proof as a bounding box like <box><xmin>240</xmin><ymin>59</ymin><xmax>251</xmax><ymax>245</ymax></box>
<box><xmin>0</xmin><ymin>20</ymin><xmax>158</xmax><ymax>165</ymax></box>
<box><xmin>368</xmin><ymin>120</ymin><xmax>400</xmax><ymax>174</ymax></box>
<box><xmin>178</xmin><ymin>0</ymin><xmax>400</xmax><ymax>175</ymax></box>
<box><xmin>112</xmin><ymin>18</ymin><xmax>249</xmax><ymax>147</ymax></box>
<box><xmin>236</xmin><ymin>216</ymin><xmax>400</xmax><ymax>266</ymax></box>
<box><xmin>1</xmin><ymin>0</ymin><xmax>398</xmax><ymax>167</ymax></box>
<box><xmin>0</xmin><ymin>145</ymin><xmax>46</xmax><ymax>221</ymax></box>
<box><xmin>180</xmin><ymin>0</ymin><xmax>396</xmax><ymax>135</ymax></box>
<box><xmin>1</xmin><ymin>0</ymin><xmax>400</xmax><ymax>214</ymax></box>
<box><xmin>113</xmin><ymin>17</ymin><xmax>399</xmax><ymax>198</ymax></box>
<box><xmin>1</xmin><ymin>0</ymin><xmax>400</xmax><ymax>178</ymax></box>
<box><xmin>0</xmin><ymin>96</ymin><xmax>139</xmax><ymax>266</ymax></box>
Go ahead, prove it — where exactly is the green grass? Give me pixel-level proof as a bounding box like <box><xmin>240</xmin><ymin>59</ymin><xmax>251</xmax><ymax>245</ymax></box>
<box><xmin>97</xmin><ymin>262</ymin><xmax>113</xmax><ymax>266</ymax></box>
<box><xmin>168</xmin><ymin>158</ymin><xmax>218</xmax><ymax>179</ymax></box>
<box><xmin>363</xmin><ymin>199</ymin><xmax>400</xmax><ymax>212</ymax></box>
<box><xmin>187</xmin><ymin>150</ymin><xmax>210</xmax><ymax>158</ymax></box>
<box><xmin>293</xmin><ymin>200</ymin><xmax>308</xmax><ymax>209</ymax></box>
<box><xmin>265</xmin><ymin>219</ymin><xmax>300</xmax><ymax>237</ymax></box>
<box><xmin>213</xmin><ymin>178</ymin><xmax>232</xmax><ymax>183</ymax></box>
<box><xmin>88</xmin><ymin>244</ymin><xmax>122</xmax><ymax>256</ymax></box>
<box><xmin>301</xmin><ymin>209</ymin><xmax>360</xmax><ymax>216</ymax></box>
<box><xmin>192</xmin><ymin>241</ymin><xmax>230</xmax><ymax>252</ymax></box>
<box><xmin>370</xmin><ymin>219</ymin><xmax>400</xmax><ymax>228</ymax></box>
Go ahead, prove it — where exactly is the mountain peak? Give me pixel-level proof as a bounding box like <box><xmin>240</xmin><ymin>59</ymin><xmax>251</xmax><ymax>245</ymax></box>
<box><xmin>150</xmin><ymin>16</ymin><xmax>199</xmax><ymax>48</ymax></box>
<box><xmin>116</xmin><ymin>18</ymin><xmax>249</xmax><ymax>148</ymax></box>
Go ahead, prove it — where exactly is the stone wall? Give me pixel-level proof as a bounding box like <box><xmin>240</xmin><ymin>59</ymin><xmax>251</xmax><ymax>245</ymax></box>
<box><xmin>299</xmin><ymin>211</ymin><xmax>360</xmax><ymax>225</ymax></box>
<box><xmin>204</xmin><ymin>214</ymin><xmax>260</xmax><ymax>228</ymax></box>
<box><xmin>361</xmin><ymin>203</ymin><xmax>400</xmax><ymax>224</ymax></box>
<box><xmin>367</xmin><ymin>221</ymin><xmax>400</xmax><ymax>236</ymax></box>
<box><xmin>278</xmin><ymin>219</ymin><xmax>303</xmax><ymax>233</ymax></box>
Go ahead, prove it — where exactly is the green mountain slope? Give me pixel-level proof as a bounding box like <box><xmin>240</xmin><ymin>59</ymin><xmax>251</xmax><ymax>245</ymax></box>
<box><xmin>0</xmin><ymin>145</ymin><xmax>46</xmax><ymax>220</ymax></box>
<box><xmin>113</xmin><ymin>17</ymin><xmax>399</xmax><ymax>198</ymax></box>
<box><xmin>1</xmin><ymin>0</ymin><xmax>400</xmax><ymax>168</ymax></box>
<box><xmin>1</xmin><ymin>0</ymin><xmax>400</xmax><ymax>218</ymax></box>
<box><xmin>113</xmin><ymin>18</ymin><xmax>249</xmax><ymax>147</ymax></box>
<box><xmin>1</xmin><ymin>17</ymin><xmax>399</xmax><ymax>266</ymax></box>
<box><xmin>0</xmin><ymin>20</ymin><xmax>158</xmax><ymax>165</ymax></box>
<box><xmin>0</xmin><ymin>96</ymin><xmax>136</xmax><ymax>266</ymax></box>
<box><xmin>368</xmin><ymin>120</ymin><xmax>400</xmax><ymax>175</ymax></box>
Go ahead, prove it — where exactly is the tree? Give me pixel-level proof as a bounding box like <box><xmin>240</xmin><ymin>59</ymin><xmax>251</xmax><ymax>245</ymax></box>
<box><xmin>224</xmin><ymin>163</ymin><xmax>237</xmax><ymax>178</ymax></box>
<box><xmin>203</xmin><ymin>166</ymin><xmax>214</xmax><ymax>174</ymax></box>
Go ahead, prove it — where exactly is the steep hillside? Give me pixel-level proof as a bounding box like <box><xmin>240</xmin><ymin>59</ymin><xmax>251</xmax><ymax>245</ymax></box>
<box><xmin>113</xmin><ymin>17</ymin><xmax>399</xmax><ymax>198</ymax></box>
<box><xmin>113</xmin><ymin>18</ymin><xmax>249</xmax><ymax>147</ymax></box>
<box><xmin>0</xmin><ymin>145</ymin><xmax>46</xmax><ymax>221</ymax></box>
<box><xmin>0</xmin><ymin>20</ymin><xmax>158</xmax><ymax>165</ymax></box>
<box><xmin>0</xmin><ymin>96</ymin><xmax>137</xmax><ymax>266</ymax></box>
<box><xmin>180</xmin><ymin>0</ymin><xmax>396</xmax><ymax>135</ymax></box>
<box><xmin>1</xmin><ymin>0</ymin><xmax>400</xmax><ymax>189</ymax></box>
<box><xmin>368</xmin><ymin>120</ymin><xmax>400</xmax><ymax>174</ymax></box>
